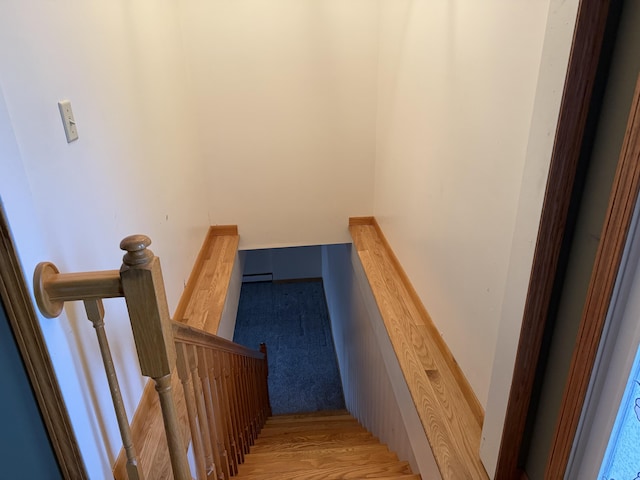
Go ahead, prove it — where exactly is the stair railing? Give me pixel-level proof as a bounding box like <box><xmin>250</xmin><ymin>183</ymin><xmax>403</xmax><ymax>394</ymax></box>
<box><xmin>33</xmin><ymin>234</ymin><xmax>270</xmax><ymax>480</ymax></box>
<box><xmin>173</xmin><ymin>322</ymin><xmax>271</xmax><ymax>479</ymax></box>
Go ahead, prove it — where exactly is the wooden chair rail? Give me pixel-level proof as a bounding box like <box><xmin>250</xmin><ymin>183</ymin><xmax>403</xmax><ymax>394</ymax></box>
<box><xmin>33</xmin><ymin>234</ymin><xmax>271</xmax><ymax>480</ymax></box>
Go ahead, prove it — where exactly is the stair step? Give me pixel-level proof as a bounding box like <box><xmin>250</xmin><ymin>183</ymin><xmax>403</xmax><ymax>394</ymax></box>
<box><xmin>254</xmin><ymin>430</ymin><xmax>373</xmax><ymax>447</ymax></box>
<box><xmin>372</xmin><ymin>476</ymin><xmax>421</xmax><ymax>480</ymax></box>
<box><xmin>256</xmin><ymin>426</ymin><xmax>368</xmax><ymax>443</ymax></box>
<box><xmin>235</xmin><ymin>460</ymin><xmax>412</xmax><ymax>480</ymax></box>
<box><xmin>244</xmin><ymin>443</ymin><xmax>393</xmax><ymax>461</ymax></box>
<box><xmin>240</xmin><ymin>449</ymin><xmax>399</xmax><ymax>473</ymax></box>
<box><xmin>239</xmin><ymin>456</ymin><xmax>400</xmax><ymax>475</ymax></box>
<box><xmin>234</xmin><ymin>412</ymin><xmax>420</xmax><ymax>480</ymax></box>
<box><xmin>266</xmin><ymin>410</ymin><xmax>353</xmax><ymax>425</ymax></box>
<box><xmin>260</xmin><ymin>419</ymin><xmax>361</xmax><ymax>436</ymax></box>
<box><xmin>250</xmin><ymin>435</ymin><xmax>380</xmax><ymax>453</ymax></box>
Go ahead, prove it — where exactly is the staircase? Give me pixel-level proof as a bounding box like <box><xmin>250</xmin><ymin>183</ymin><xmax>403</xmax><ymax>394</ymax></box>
<box><xmin>235</xmin><ymin>410</ymin><xmax>420</xmax><ymax>480</ymax></box>
<box><xmin>32</xmin><ymin>232</ymin><xmax>423</xmax><ymax>480</ymax></box>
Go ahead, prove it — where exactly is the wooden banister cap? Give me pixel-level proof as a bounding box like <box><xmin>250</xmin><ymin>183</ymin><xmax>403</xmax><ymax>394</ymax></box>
<box><xmin>120</xmin><ymin>234</ymin><xmax>153</xmax><ymax>266</ymax></box>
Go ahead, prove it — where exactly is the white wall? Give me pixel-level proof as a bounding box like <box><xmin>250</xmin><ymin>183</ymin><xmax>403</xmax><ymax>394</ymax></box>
<box><xmin>480</xmin><ymin>0</ymin><xmax>580</xmax><ymax>476</ymax></box>
<box><xmin>322</xmin><ymin>244</ymin><xmax>439</xmax><ymax>478</ymax></box>
<box><xmin>0</xmin><ymin>2</ymin><xmax>210</xmax><ymax>477</ymax></box>
<box><xmin>372</xmin><ymin>0</ymin><xmax>580</xmax><ymax>475</ymax></box>
<box><xmin>374</xmin><ymin>0</ymin><xmax>552</xmax><ymax>410</ymax></box>
<box><xmin>178</xmin><ymin>0</ymin><xmax>377</xmax><ymax>249</ymax></box>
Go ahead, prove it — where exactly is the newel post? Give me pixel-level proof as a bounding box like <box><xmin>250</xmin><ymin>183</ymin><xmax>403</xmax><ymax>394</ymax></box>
<box><xmin>119</xmin><ymin>235</ymin><xmax>190</xmax><ymax>480</ymax></box>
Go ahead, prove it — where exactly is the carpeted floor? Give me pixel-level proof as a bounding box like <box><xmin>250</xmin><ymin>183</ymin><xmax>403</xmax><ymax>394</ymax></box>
<box><xmin>233</xmin><ymin>280</ymin><xmax>345</xmax><ymax>415</ymax></box>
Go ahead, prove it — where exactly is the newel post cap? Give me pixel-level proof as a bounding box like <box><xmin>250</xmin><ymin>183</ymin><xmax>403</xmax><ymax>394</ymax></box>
<box><xmin>120</xmin><ymin>234</ymin><xmax>153</xmax><ymax>266</ymax></box>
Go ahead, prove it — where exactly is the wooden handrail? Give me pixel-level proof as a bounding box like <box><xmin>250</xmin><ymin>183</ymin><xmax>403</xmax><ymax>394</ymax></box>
<box><xmin>172</xmin><ymin>321</ymin><xmax>264</xmax><ymax>359</ymax></box>
<box><xmin>33</xmin><ymin>234</ymin><xmax>271</xmax><ymax>480</ymax></box>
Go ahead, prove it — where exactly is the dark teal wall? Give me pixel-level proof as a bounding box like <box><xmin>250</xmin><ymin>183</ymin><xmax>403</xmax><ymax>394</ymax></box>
<box><xmin>0</xmin><ymin>299</ymin><xmax>61</xmax><ymax>478</ymax></box>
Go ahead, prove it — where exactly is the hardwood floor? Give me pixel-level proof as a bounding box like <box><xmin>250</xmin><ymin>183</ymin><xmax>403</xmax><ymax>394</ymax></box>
<box><xmin>349</xmin><ymin>219</ymin><xmax>488</xmax><ymax>479</ymax></box>
<box><xmin>235</xmin><ymin>411</ymin><xmax>420</xmax><ymax>480</ymax></box>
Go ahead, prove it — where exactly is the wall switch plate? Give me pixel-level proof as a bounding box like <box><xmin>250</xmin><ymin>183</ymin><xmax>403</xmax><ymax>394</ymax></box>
<box><xmin>58</xmin><ymin>100</ymin><xmax>78</xmax><ymax>143</ymax></box>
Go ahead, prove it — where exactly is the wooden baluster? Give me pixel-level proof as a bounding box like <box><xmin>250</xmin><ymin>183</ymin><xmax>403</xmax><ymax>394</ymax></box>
<box><xmin>233</xmin><ymin>356</ymin><xmax>248</xmax><ymax>458</ymax></box>
<box><xmin>175</xmin><ymin>342</ymin><xmax>207</xmax><ymax>480</ymax></box>
<box><xmin>259</xmin><ymin>343</ymin><xmax>272</xmax><ymax>419</ymax></box>
<box><xmin>236</xmin><ymin>356</ymin><xmax>251</xmax><ymax>447</ymax></box>
<box><xmin>241</xmin><ymin>355</ymin><xmax>253</xmax><ymax>449</ymax></box>
<box><xmin>84</xmin><ymin>299</ymin><xmax>144</xmax><ymax>480</ymax></box>
<box><xmin>247</xmin><ymin>357</ymin><xmax>258</xmax><ymax>442</ymax></box>
<box><xmin>222</xmin><ymin>352</ymin><xmax>243</xmax><ymax>464</ymax></box>
<box><xmin>188</xmin><ymin>345</ymin><xmax>216</xmax><ymax>479</ymax></box>
<box><xmin>209</xmin><ymin>350</ymin><xmax>236</xmax><ymax>475</ymax></box>
<box><xmin>198</xmin><ymin>347</ymin><xmax>230</xmax><ymax>480</ymax></box>
<box><xmin>253</xmin><ymin>358</ymin><xmax>264</xmax><ymax>429</ymax></box>
<box><xmin>119</xmin><ymin>235</ymin><xmax>190</xmax><ymax>480</ymax></box>
<box><xmin>232</xmin><ymin>355</ymin><xmax>249</xmax><ymax>455</ymax></box>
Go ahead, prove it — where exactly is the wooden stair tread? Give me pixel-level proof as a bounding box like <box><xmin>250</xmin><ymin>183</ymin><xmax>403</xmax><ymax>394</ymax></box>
<box><xmin>235</xmin><ymin>461</ymin><xmax>412</xmax><ymax>480</ymax></box>
<box><xmin>369</xmin><ymin>476</ymin><xmax>421</xmax><ymax>480</ymax></box>
<box><xmin>254</xmin><ymin>431</ymin><xmax>374</xmax><ymax>447</ymax></box>
<box><xmin>243</xmin><ymin>443</ymin><xmax>393</xmax><ymax>461</ymax></box>
<box><xmin>234</xmin><ymin>412</ymin><xmax>420</xmax><ymax>480</ymax></box>
<box><xmin>262</xmin><ymin>421</ymin><xmax>360</xmax><ymax>434</ymax></box>
<box><xmin>258</xmin><ymin>423</ymin><xmax>365</xmax><ymax>437</ymax></box>
<box><xmin>266</xmin><ymin>415</ymin><xmax>356</xmax><ymax>426</ymax></box>
<box><xmin>267</xmin><ymin>410</ymin><xmax>349</xmax><ymax>421</ymax></box>
<box><xmin>238</xmin><ymin>453</ymin><xmax>400</xmax><ymax>474</ymax></box>
<box><xmin>249</xmin><ymin>437</ymin><xmax>382</xmax><ymax>453</ymax></box>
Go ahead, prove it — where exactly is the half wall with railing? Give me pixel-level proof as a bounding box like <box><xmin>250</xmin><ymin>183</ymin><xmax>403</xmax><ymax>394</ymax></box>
<box><xmin>33</xmin><ymin>234</ymin><xmax>270</xmax><ymax>480</ymax></box>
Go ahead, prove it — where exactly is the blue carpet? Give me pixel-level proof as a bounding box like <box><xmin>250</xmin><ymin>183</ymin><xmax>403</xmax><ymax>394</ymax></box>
<box><xmin>232</xmin><ymin>280</ymin><xmax>345</xmax><ymax>415</ymax></box>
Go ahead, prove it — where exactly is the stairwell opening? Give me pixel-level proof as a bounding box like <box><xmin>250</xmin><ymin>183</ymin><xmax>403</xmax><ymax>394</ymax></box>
<box><xmin>232</xmin><ymin>245</ymin><xmax>346</xmax><ymax>415</ymax></box>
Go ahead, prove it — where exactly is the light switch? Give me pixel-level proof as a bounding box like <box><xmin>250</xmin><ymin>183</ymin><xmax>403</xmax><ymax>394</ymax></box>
<box><xmin>58</xmin><ymin>100</ymin><xmax>78</xmax><ymax>143</ymax></box>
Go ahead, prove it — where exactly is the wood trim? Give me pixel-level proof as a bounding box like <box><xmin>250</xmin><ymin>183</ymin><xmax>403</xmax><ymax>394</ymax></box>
<box><xmin>349</xmin><ymin>216</ymin><xmax>485</xmax><ymax>426</ymax></box>
<box><xmin>173</xmin><ymin>225</ymin><xmax>238</xmax><ymax>322</ymax></box>
<box><xmin>348</xmin><ymin>216</ymin><xmax>375</xmax><ymax>226</ymax></box>
<box><xmin>172</xmin><ymin>321</ymin><xmax>264</xmax><ymax>359</ymax></box>
<box><xmin>209</xmin><ymin>225</ymin><xmax>239</xmax><ymax>236</ymax></box>
<box><xmin>495</xmin><ymin>1</ymin><xmax>613</xmax><ymax>478</ymax></box>
<box><xmin>546</xmin><ymin>74</ymin><xmax>640</xmax><ymax>476</ymax></box>
<box><xmin>0</xmin><ymin>205</ymin><xmax>88</xmax><ymax>478</ymax></box>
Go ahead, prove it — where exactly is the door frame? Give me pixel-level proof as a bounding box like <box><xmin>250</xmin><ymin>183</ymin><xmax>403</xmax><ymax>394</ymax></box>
<box><xmin>0</xmin><ymin>205</ymin><xmax>87</xmax><ymax>478</ymax></box>
<box><xmin>495</xmin><ymin>0</ymin><xmax>618</xmax><ymax>478</ymax></box>
<box><xmin>546</xmin><ymin>71</ymin><xmax>640</xmax><ymax>477</ymax></box>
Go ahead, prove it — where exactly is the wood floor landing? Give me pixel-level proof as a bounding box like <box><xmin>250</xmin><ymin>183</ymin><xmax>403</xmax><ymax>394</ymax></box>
<box><xmin>235</xmin><ymin>411</ymin><xmax>420</xmax><ymax>480</ymax></box>
<box><xmin>349</xmin><ymin>218</ymin><xmax>488</xmax><ymax>479</ymax></box>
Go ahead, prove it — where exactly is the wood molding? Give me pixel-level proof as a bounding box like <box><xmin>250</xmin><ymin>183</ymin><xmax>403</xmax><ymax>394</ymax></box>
<box><xmin>0</xmin><ymin>206</ymin><xmax>88</xmax><ymax>478</ymax></box>
<box><xmin>209</xmin><ymin>225</ymin><xmax>239</xmax><ymax>236</ymax></box>
<box><xmin>349</xmin><ymin>216</ymin><xmax>485</xmax><ymax>426</ymax></box>
<box><xmin>348</xmin><ymin>216</ymin><xmax>375</xmax><ymax>226</ymax></box>
<box><xmin>173</xmin><ymin>225</ymin><xmax>238</xmax><ymax>322</ymax></box>
<box><xmin>546</xmin><ymin>73</ymin><xmax>640</xmax><ymax>476</ymax></box>
<box><xmin>495</xmin><ymin>1</ymin><xmax>613</xmax><ymax>477</ymax></box>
